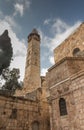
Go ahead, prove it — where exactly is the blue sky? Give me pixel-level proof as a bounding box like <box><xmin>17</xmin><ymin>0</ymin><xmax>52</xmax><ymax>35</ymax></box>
<box><xmin>0</xmin><ymin>0</ymin><xmax>84</xmax><ymax>81</ymax></box>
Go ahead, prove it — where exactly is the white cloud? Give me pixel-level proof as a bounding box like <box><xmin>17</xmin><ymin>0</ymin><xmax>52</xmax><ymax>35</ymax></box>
<box><xmin>0</xmin><ymin>8</ymin><xmax>27</xmax><ymax>81</ymax></box>
<box><xmin>41</xmin><ymin>68</ymin><xmax>48</xmax><ymax>76</ymax></box>
<box><xmin>51</xmin><ymin>18</ymin><xmax>70</xmax><ymax>34</ymax></box>
<box><xmin>42</xmin><ymin>19</ymin><xmax>81</xmax><ymax>52</ymax></box>
<box><xmin>44</xmin><ymin>19</ymin><xmax>51</xmax><ymax>25</ymax></box>
<box><xmin>40</xmin><ymin>19</ymin><xmax>82</xmax><ymax>76</ymax></box>
<box><xmin>49</xmin><ymin>56</ymin><xmax>54</xmax><ymax>65</ymax></box>
<box><xmin>0</xmin><ymin>10</ymin><xmax>21</xmax><ymax>32</ymax></box>
<box><xmin>5</xmin><ymin>16</ymin><xmax>18</xmax><ymax>28</ymax></box>
<box><xmin>38</xmin><ymin>28</ymin><xmax>52</xmax><ymax>49</ymax></box>
<box><xmin>0</xmin><ymin>14</ymin><xmax>82</xmax><ymax>80</ymax></box>
<box><xmin>14</xmin><ymin>3</ymin><xmax>24</xmax><ymax>16</ymax></box>
<box><xmin>0</xmin><ymin>20</ymin><xmax>27</xmax><ymax>81</ymax></box>
<box><xmin>13</xmin><ymin>0</ymin><xmax>31</xmax><ymax>16</ymax></box>
<box><xmin>50</xmin><ymin>20</ymin><xmax>81</xmax><ymax>51</ymax></box>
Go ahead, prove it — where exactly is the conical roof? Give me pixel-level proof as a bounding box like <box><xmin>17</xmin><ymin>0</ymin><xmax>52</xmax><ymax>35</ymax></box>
<box><xmin>31</xmin><ymin>28</ymin><xmax>38</xmax><ymax>34</ymax></box>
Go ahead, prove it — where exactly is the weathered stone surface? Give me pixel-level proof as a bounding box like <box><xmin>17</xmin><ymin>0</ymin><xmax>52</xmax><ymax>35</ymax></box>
<box><xmin>54</xmin><ymin>23</ymin><xmax>84</xmax><ymax>63</ymax></box>
<box><xmin>47</xmin><ymin>58</ymin><xmax>84</xmax><ymax>130</ymax></box>
<box><xmin>21</xmin><ymin>29</ymin><xmax>41</xmax><ymax>94</ymax></box>
<box><xmin>47</xmin><ymin>23</ymin><xmax>84</xmax><ymax>130</ymax></box>
<box><xmin>14</xmin><ymin>29</ymin><xmax>50</xmax><ymax>130</ymax></box>
<box><xmin>0</xmin><ymin>94</ymin><xmax>49</xmax><ymax>130</ymax></box>
<box><xmin>0</xmin><ymin>23</ymin><xmax>84</xmax><ymax>130</ymax></box>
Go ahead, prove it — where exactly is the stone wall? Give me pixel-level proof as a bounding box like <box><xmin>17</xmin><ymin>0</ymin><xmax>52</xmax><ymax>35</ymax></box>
<box><xmin>54</xmin><ymin>23</ymin><xmax>84</xmax><ymax>63</ymax></box>
<box><xmin>47</xmin><ymin>57</ymin><xmax>84</xmax><ymax>89</ymax></box>
<box><xmin>0</xmin><ymin>94</ymin><xmax>49</xmax><ymax>130</ymax></box>
<box><xmin>47</xmin><ymin>58</ymin><xmax>84</xmax><ymax>130</ymax></box>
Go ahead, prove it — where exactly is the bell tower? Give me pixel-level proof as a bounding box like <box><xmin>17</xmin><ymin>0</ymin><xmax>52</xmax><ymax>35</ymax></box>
<box><xmin>23</xmin><ymin>29</ymin><xmax>41</xmax><ymax>94</ymax></box>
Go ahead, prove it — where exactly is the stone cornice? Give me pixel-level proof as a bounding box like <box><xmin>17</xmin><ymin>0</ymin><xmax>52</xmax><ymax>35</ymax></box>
<box><xmin>48</xmin><ymin>57</ymin><xmax>84</xmax><ymax>72</ymax></box>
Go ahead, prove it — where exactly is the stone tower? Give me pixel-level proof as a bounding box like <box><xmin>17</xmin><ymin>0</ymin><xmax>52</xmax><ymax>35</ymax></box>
<box><xmin>23</xmin><ymin>29</ymin><xmax>41</xmax><ymax>94</ymax></box>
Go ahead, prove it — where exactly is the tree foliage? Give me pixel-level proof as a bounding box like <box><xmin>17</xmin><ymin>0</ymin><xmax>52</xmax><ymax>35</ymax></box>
<box><xmin>0</xmin><ymin>30</ymin><xmax>23</xmax><ymax>93</ymax></box>
<box><xmin>2</xmin><ymin>68</ymin><xmax>23</xmax><ymax>92</ymax></box>
<box><xmin>0</xmin><ymin>30</ymin><xmax>13</xmax><ymax>75</ymax></box>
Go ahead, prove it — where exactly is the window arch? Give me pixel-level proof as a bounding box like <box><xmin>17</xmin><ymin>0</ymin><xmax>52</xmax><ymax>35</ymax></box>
<box><xmin>59</xmin><ymin>98</ymin><xmax>67</xmax><ymax>116</ymax></box>
<box><xmin>73</xmin><ymin>48</ymin><xmax>80</xmax><ymax>56</ymax></box>
<box><xmin>32</xmin><ymin>121</ymin><xmax>39</xmax><ymax>130</ymax></box>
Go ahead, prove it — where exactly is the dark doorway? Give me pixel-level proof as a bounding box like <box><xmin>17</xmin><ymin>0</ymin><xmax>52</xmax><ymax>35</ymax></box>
<box><xmin>32</xmin><ymin>121</ymin><xmax>39</xmax><ymax>130</ymax></box>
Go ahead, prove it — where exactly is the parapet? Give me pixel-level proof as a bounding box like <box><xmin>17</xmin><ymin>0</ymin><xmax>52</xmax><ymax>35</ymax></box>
<box><xmin>28</xmin><ymin>28</ymin><xmax>40</xmax><ymax>42</ymax></box>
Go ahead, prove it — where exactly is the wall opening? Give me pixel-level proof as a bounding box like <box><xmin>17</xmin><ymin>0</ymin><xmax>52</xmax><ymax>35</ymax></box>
<box><xmin>73</xmin><ymin>48</ymin><xmax>80</xmax><ymax>56</ymax></box>
<box><xmin>59</xmin><ymin>98</ymin><xmax>67</xmax><ymax>116</ymax></box>
<box><xmin>32</xmin><ymin>121</ymin><xmax>39</xmax><ymax>130</ymax></box>
<box><xmin>10</xmin><ymin>108</ymin><xmax>17</xmax><ymax>119</ymax></box>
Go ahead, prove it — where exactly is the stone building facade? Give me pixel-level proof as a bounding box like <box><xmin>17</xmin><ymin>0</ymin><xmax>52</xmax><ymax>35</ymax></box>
<box><xmin>0</xmin><ymin>23</ymin><xmax>84</xmax><ymax>130</ymax></box>
<box><xmin>54</xmin><ymin>23</ymin><xmax>84</xmax><ymax>63</ymax></box>
<box><xmin>46</xmin><ymin>23</ymin><xmax>84</xmax><ymax>130</ymax></box>
<box><xmin>0</xmin><ymin>93</ymin><xmax>49</xmax><ymax>130</ymax></box>
<box><xmin>0</xmin><ymin>29</ymin><xmax>50</xmax><ymax>130</ymax></box>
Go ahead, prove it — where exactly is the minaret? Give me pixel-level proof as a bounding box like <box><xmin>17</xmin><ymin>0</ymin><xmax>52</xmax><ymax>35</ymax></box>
<box><xmin>23</xmin><ymin>29</ymin><xmax>41</xmax><ymax>94</ymax></box>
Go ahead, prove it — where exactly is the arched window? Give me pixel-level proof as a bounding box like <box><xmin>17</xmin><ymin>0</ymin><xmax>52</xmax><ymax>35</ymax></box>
<box><xmin>73</xmin><ymin>48</ymin><xmax>80</xmax><ymax>56</ymax></box>
<box><xmin>59</xmin><ymin>98</ymin><xmax>67</xmax><ymax>116</ymax></box>
<box><xmin>32</xmin><ymin>121</ymin><xmax>39</xmax><ymax>130</ymax></box>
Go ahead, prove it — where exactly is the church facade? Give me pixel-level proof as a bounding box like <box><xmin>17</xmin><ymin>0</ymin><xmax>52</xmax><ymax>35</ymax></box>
<box><xmin>0</xmin><ymin>23</ymin><xmax>84</xmax><ymax>130</ymax></box>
